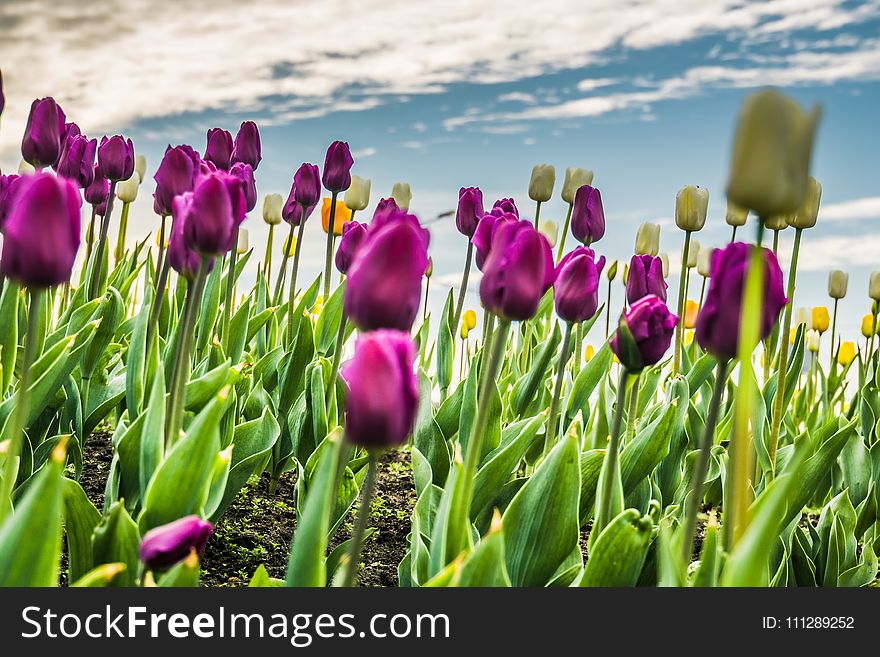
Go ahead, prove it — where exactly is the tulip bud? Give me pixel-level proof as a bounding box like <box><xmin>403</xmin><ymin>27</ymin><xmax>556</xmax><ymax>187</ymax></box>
<box><xmin>135</xmin><ymin>154</ymin><xmax>147</xmax><ymax>182</ymax></box>
<box><xmin>178</xmin><ymin>172</ymin><xmax>241</xmax><ymax>257</ymax></box>
<box><xmin>262</xmin><ymin>193</ymin><xmax>283</xmax><ymax>225</ymax></box>
<box><xmin>21</xmin><ymin>97</ymin><xmax>66</xmax><ymax>169</ymax></box>
<box><xmin>726</xmin><ymin>89</ymin><xmax>820</xmax><ymax>217</ymax></box>
<box><xmin>97</xmin><ymin>135</ymin><xmax>135</xmax><ymax>181</ymax></box>
<box><xmin>539</xmin><ymin>219</ymin><xmax>558</xmax><ymax>247</ymax></box>
<box><xmin>811</xmin><ymin>306</ymin><xmax>829</xmax><ymax>334</ymax></box>
<box><xmin>55</xmin><ymin>134</ymin><xmax>97</xmax><ymax>189</ymax></box>
<box><xmin>293</xmin><ymin>162</ymin><xmax>321</xmax><ymax>208</ymax></box>
<box><xmin>231</xmin><ymin>120</ymin><xmax>262</xmax><ymax>171</ymax></box>
<box><xmin>659</xmin><ymin>252</ymin><xmax>669</xmax><ymax>278</ymax></box>
<box><xmin>0</xmin><ymin>173</ymin><xmax>81</xmax><ymax>287</ymax></box>
<box><xmin>460</xmin><ymin>320</ymin><xmax>470</xmax><ymax>340</ymax></box>
<box><xmin>425</xmin><ymin>257</ymin><xmax>433</xmax><ymax>278</ymax></box>
<box><xmin>117</xmin><ymin>173</ymin><xmax>140</xmax><ymax>204</ymax></box>
<box><xmin>153</xmin><ymin>145</ymin><xmax>200</xmax><ymax>216</ymax></box>
<box><xmin>471</xmin><ymin>211</ymin><xmax>518</xmax><ymax>271</ymax></box>
<box><xmin>862</xmin><ymin>314</ymin><xmax>875</xmax><ymax>339</ymax></box>
<box><xmin>237</xmin><ymin>228</ymin><xmax>249</xmax><ymax>255</ymax></box>
<box><xmin>806</xmin><ymin>329</ymin><xmax>820</xmax><ymax>353</ymax></box>
<box><xmin>561</xmin><ymin>167</ymin><xmax>594</xmax><ymax>204</ymax></box>
<box><xmin>606</xmin><ymin>260</ymin><xmax>618</xmax><ymax>281</ymax></box>
<box><xmin>491</xmin><ymin>197</ymin><xmax>519</xmax><ymax>218</ymax></box>
<box><xmin>344</xmin><ymin>175</ymin><xmax>371</xmax><ymax>212</ymax></box>
<box><xmin>571</xmin><ymin>185</ymin><xmax>605</xmax><ymax>245</ymax></box>
<box><xmin>697</xmin><ymin>246</ymin><xmax>714</xmax><ymax>278</ymax></box>
<box><xmin>322</xmin><ymin>140</ymin><xmax>354</xmax><ymax>192</ymax></box>
<box><xmin>725</xmin><ymin>200</ymin><xmax>748</xmax><ymax>227</ymax></box>
<box><xmin>870</xmin><ymin>272</ymin><xmax>880</xmax><ymax>302</ymax></box>
<box><xmin>764</xmin><ymin>214</ymin><xmax>788</xmax><ymax>231</ymax></box>
<box><xmin>788</xmin><ymin>177</ymin><xmax>821</xmax><ymax>229</ymax></box>
<box><xmin>335</xmin><ymin>220</ymin><xmax>368</xmax><ymax>274</ymax></box>
<box><xmin>674</xmin><ymin>185</ymin><xmax>709</xmax><ymax>232</ymax></box>
<box><xmin>610</xmin><ymin>295</ymin><xmax>677</xmax><ymax>371</ymax></box>
<box><xmin>455</xmin><ymin>187</ymin><xmax>484</xmax><ymax>238</ymax></box>
<box><xmin>838</xmin><ymin>341</ymin><xmax>856</xmax><ymax>367</ymax></box>
<box><xmin>528</xmin><ymin>164</ymin><xmax>556</xmax><ymax>203</ymax></box>
<box><xmin>626</xmin><ymin>254</ymin><xmax>666</xmax><ymax>304</ymax></box>
<box><xmin>554</xmin><ymin>246</ymin><xmax>605</xmax><ymax>323</ymax></box>
<box><xmin>463</xmin><ymin>309</ymin><xmax>477</xmax><ymax>331</ymax></box>
<box><xmin>205</xmin><ymin>128</ymin><xmax>234</xmax><ymax>171</ymax></box>
<box><xmin>391</xmin><ymin>182</ymin><xmax>412</xmax><ymax>211</ymax></box>
<box><xmin>684</xmin><ymin>299</ymin><xmax>699</xmax><ymax>329</ymax></box>
<box><xmin>827</xmin><ymin>270</ymin><xmax>848</xmax><ymax>300</ymax></box>
<box><xmin>687</xmin><ymin>240</ymin><xmax>700</xmax><ymax>269</ymax></box>
<box><xmin>139</xmin><ymin>516</ymin><xmax>213</xmax><ymax>572</ymax></box>
<box><xmin>635</xmin><ymin>221</ymin><xmax>660</xmax><ymax>256</ymax></box>
<box><xmin>795</xmin><ymin>306</ymin><xmax>809</xmax><ymax>326</ymax></box>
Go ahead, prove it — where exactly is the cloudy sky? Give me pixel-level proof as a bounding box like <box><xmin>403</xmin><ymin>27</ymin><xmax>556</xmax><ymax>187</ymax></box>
<box><xmin>2</xmin><ymin>0</ymin><xmax>879</xmax><ymax>350</ymax></box>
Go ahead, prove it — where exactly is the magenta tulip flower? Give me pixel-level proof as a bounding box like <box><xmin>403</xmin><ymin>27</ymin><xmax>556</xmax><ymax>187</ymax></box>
<box><xmin>180</xmin><ymin>172</ymin><xmax>242</xmax><ymax>257</ymax></box>
<box><xmin>491</xmin><ymin>197</ymin><xmax>519</xmax><ymax>218</ymax></box>
<box><xmin>153</xmin><ymin>144</ymin><xmax>200</xmax><ymax>216</ymax></box>
<box><xmin>695</xmin><ymin>242</ymin><xmax>787</xmax><ymax>360</ymax></box>
<box><xmin>479</xmin><ymin>220</ymin><xmax>555</xmax><ymax>321</ymax></box>
<box><xmin>322</xmin><ymin>140</ymin><xmax>354</xmax><ymax>192</ymax></box>
<box><xmin>336</xmin><ymin>220</ymin><xmax>368</xmax><ymax>274</ymax></box>
<box><xmin>341</xmin><ymin>330</ymin><xmax>419</xmax><ymax>448</ymax></box>
<box><xmin>167</xmin><ymin>196</ymin><xmax>206</xmax><ymax>279</ymax></box>
<box><xmin>371</xmin><ymin>197</ymin><xmax>400</xmax><ymax>227</ymax></box>
<box><xmin>20</xmin><ymin>97</ymin><xmax>66</xmax><ymax>169</ymax></box>
<box><xmin>610</xmin><ymin>294</ymin><xmax>677</xmax><ymax>371</ymax></box>
<box><xmin>97</xmin><ymin>135</ymin><xmax>135</xmax><ymax>181</ymax></box>
<box><xmin>554</xmin><ymin>246</ymin><xmax>606</xmax><ymax>323</ymax></box>
<box><xmin>0</xmin><ymin>174</ymin><xmax>22</xmax><ymax>227</ymax></box>
<box><xmin>139</xmin><ymin>516</ymin><xmax>213</xmax><ymax>572</ymax></box>
<box><xmin>293</xmin><ymin>162</ymin><xmax>321</xmax><ymax>208</ymax></box>
<box><xmin>344</xmin><ymin>212</ymin><xmax>429</xmax><ymax>331</ymax></box>
<box><xmin>84</xmin><ymin>167</ymin><xmax>109</xmax><ymax>207</ymax></box>
<box><xmin>204</xmin><ymin>128</ymin><xmax>233</xmax><ymax>171</ymax></box>
<box><xmin>455</xmin><ymin>187</ymin><xmax>484</xmax><ymax>237</ymax></box>
<box><xmin>55</xmin><ymin>134</ymin><xmax>97</xmax><ymax>189</ymax></box>
<box><xmin>571</xmin><ymin>184</ymin><xmax>605</xmax><ymax>245</ymax></box>
<box><xmin>471</xmin><ymin>211</ymin><xmax>518</xmax><ymax>271</ymax></box>
<box><xmin>627</xmin><ymin>254</ymin><xmax>667</xmax><ymax>304</ymax></box>
<box><xmin>229</xmin><ymin>161</ymin><xmax>257</xmax><ymax>213</ymax></box>
<box><xmin>231</xmin><ymin>121</ymin><xmax>261</xmax><ymax>171</ymax></box>
<box><xmin>0</xmin><ymin>173</ymin><xmax>81</xmax><ymax>287</ymax></box>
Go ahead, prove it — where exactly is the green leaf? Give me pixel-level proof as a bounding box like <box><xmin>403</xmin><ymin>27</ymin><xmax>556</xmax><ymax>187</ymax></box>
<box><xmin>249</xmin><ymin>564</ymin><xmax>285</xmax><ymax>587</ymax></box>
<box><xmin>435</xmin><ymin>289</ymin><xmax>455</xmax><ymax>393</ymax></box>
<box><xmin>62</xmin><ymin>478</ymin><xmax>102</xmax><ymax>583</ymax></box>
<box><xmin>0</xmin><ymin>281</ymin><xmax>20</xmax><ymax>396</ymax></box>
<box><xmin>92</xmin><ymin>501</ymin><xmax>141</xmax><ymax>587</ymax></box>
<box><xmin>511</xmin><ymin>322</ymin><xmax>560</xmax><ymax>417</ymax></box>
<box><xmin>578</xmin><ymin>509</ymin><xmax>653</xmax><ymax>587</ymax></box>
<box><xmin>413</xmin><ymin>370</ymin><xmax>450</xmax><ymax>488</ymax></box>
<box><xmin>566</xmin><ymin>342</ymin><xmax>613</xmax><ymax>425</ymax></box>
<box><xmin>314</xmin><ymin>282</ymin><xmax>346</xmax><ymax>356</ymax></box>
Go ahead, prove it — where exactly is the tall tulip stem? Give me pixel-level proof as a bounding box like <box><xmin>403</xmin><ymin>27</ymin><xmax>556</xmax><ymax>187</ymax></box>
<box><xmin>730</xmin><ymin>225</ymin><xmax>738</xmax><ymax>243</ymax></box>
<box><xmin>673</xmin><ymin>230</ymin><xmax>692</xmax><ymax>375</ymax></box>
<box><xmin>543</xmin><ymin>322</ymin><xmax>573</xmax><ymax>457</ymax></box>
<box><xmin>725</xmin><ymin>219</ymin><xmax>765</xmax><ymax>550</ymax></box>
<box><xmin>327</xmin><ymin>313</ymin><xmax>348</xmax><ymax>401</ymax></box>
<box><xmin>264</xmin><ymin>223</ymin><xmax>275</xmax><ymax>284</ymax></box>
<box><xmin>342</xmin><ymin>452</ymin><xmax>379</xmax><ymax>587</ymax></box>
<box><xmin>0</xmin><ymin>289</ymin><xmax>43</xmax><ymax>522</ymax></box>
<box><xmin>533</xmin><ymin>200</ymin><xmax>542</xmax><ymax>228</ymax></box>
<box><xmin>322</xmin><ymin>191</ymin><xmax>339</xmax><ymax>300</ymax></box>
<box><xmin>87</xmin><ymin>180</ymin><xmax>118</xmax><ymax>301</ymax></box>
<box><xmin>556</xmin><ymin>203</ymin><xmax>574</xmax><ymax>263</ymax></box>
<box><xmin>829</xmin><ymin>298</ymin><xmax>839</xmax><ymax>372</ymax></box>
<box><xmin>114</xmin><ymin>201</ymin><xmax>131</xmax><ymax>262</ymax></box>
<box><xmin>287</xmin><ymin>213</ymin><xmax>309</xmax><ymax>349</ymax></box>
<box><xmin>625</xmin><ymin>374</ymin><xmax>641</xmax><ymax>442</ymax></box>
<box><xmin>221</xmin><ymin>227</ymin><xmax>240</xmax><ymax>354</ymax></box>
<box><xmin>605</xmin><ymin>278</ymin><xmax>613</xmax><ymax>339</ymax></box>
<box><xmin>768</xmin><ymin>226</ymin><xmax>802</xmax><ymax>475</ymax></box>
<box><xmin>272</xmin><ymin>223</ymin><xmax>295</xmax><ymax>306</ymax></box>
<box><xmin>451</xmin><ymin>241</ymin><xmax>474</xmax><ymax>350</ymax></box>
<box><xmin>594</xmin><ymin>367</ymin><xmax>630</xmax><ymax>536</ymax></box>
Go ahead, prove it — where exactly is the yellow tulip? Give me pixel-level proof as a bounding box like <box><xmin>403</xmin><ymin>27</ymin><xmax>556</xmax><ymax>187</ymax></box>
<box><xmin>789</xmin><ymin>328</ymin><xmax>798</xmax><ymax>344</ymax></box>
<box><xmin>684</xmin><ymin>300</ymin><xmax>699</xmax><ymax>330</ymax></box>
<box><xmin>811</xmin><ymin>306</ymin><xmax>830</xmax><ymax>333</ymax></box>
<box><xmin>321</xmin><ymin>197</ymin><xmax>352</xmax><ymax>235</ymax></box>
<box><xmin>284</xmin><ymin>233</ymin><xmax>297</xmax><ymax>257</ymax></box>
<box><xmin>837</xmin><ymin>341</ymin><xmax>856</xmax><ymax>367</ymax></box>
<box><xmin>684</xmin><ymin>329</ymin><xmax>694</xmax><ymax>346</ymax></box>
<box><xmin>311</xmin><ymin>295</ymin><xmax>324</xmax><ymax>316</ymax></box>
<box><xmin>861</xmin><ymin>314</ymin><xmax>875</xmax><ymax>339</ymax></box>
<box><xmin>584</xmin><ymin>344</ymin><xmax>595</xmax><ymax>362</ymax></box>
<box><xmin>460</xmin><ymin>321</ymin><xmax>469</xmax><ymax>341</ymax></box>
<box><xmin>463</xmin><ymin>309</ymin><xmax>477</xmax><ymax>331</ymax></box>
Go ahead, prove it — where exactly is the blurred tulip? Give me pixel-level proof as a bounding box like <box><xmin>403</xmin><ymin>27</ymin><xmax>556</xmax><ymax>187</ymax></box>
<box><xmin>788</xmin><ymin>177</ymin><xmax>821</xmax><ymax>229</ymax></box>
<box><xmin>167</xmin><ymin>198</ymin><xmax>203</xmax><ymax>279</ymax></box>
<box><xmin>606</xmin><ymin>260</ymin><xmax>618</xmax><ymax>282</ymax></box>
<box><xmin>344</xmin><ymin>175</ymin><xmax>371</xmax><ymax>212</ymax></box>
<box><xmin>391</xmin><ymin>182</ymin><xmax>412</xmax><ymax>211</ymax></box>
<box><xmin>684</xmin><ymin>300</ymin><xmax>699</xmax><ymax>329</ymax></box>
<box><xmin>0</xmin><ymin>173</ymin><xmax>81</xmax><ymax>287</ymax></box>
<box><xmin>627</xmin><ymin>254</ymin><xmax>667</xmax><ymax>304</ymax></box>
<box><xmin>675</xmin><ymin>185</ymin><xmax>709</xmax><ymax>232</ymax></box>
<box><xmin>687</xmin><ymin>240</ymin><xmax>700</xmax><ymax>268</ymax></box>
<box><xmin>139</xmin><ymin>516</ymin><xmax>213</xmax><ymax>572</ymax></box>
<box><xmin>635</xmin><ymin>221</ymin><xmax>660</xmax><ymax>256</ymax></box>
<box><xmin>231</xmin><ymin>121</ymin><xmax>261</xmax><ymax>170</ymax></box>
<box><xmin>806</xmin><ymin>329</ymin><xmax>820</xmax><ymax>353</ymax></box>
<box><xmin>84</xmin><ymin>167</ymin><xmax>109</xmax><ymax>207</ymax></box>
<box><xmin>658</xmin><ymin>253</ymin><xmax>670</xmax><ymax>278</ymax></box>
<box><xmin>553</xmin><ymin>246</ymin><xmax>605</xmax><ymax>323</ymax></box>
<box><xmin>460</xmin><ymin>320</ymin><xmax>470</xmax><ymax>341</ymax></box>
<box><xmin>204</xmin><ymin>128</ymin><xmax>233</xmax><ymax>170</ymax></box>
<box><xmin>229</xmin><ymin>162</ymin><xmax>256</xmax><ymax>213</ymax></box>
<box><xmin>55</xmin><ymin>134</ymin><xmax>97</xmax><ymax>189</ymax></box>
<box><xmin>117</xmin><ymin>173</ymin><xmax>140</xmax><ymax>204</ymax></box>
<box><xmin>262</xmin><ymin>193</ymin><xmax>283</xmax><ymax>225</ymax></box>
<box><xmin>862</xmin><ymin>314</ymin><xmax>875</xmax><ymax>339</ymax></box>
<box><xmin>561</xmin><ymin>167</ymin><xmax>594</xmax><ymax>204</ymax></box>
<box><xmin>21</xmin><ymin>97</ymin><xmax>66</xmax><ymax>169</ymax></box>
<box><xmin>570</xmin><ymin>184</ymin><xmax>605</xmax><ymax>245</ymax></box>
<box><xmin>135</xmin><ymin>154</ymin><xmax>147</xmax><ymax>183</ymax></box>
<box><xmin>321</xmin><ymin>197</ymin><xmax>352</xmax><ymax>235</ymax></box>
<box><xmin>463</xmin><ymin>309</ymin><xmax>477</xmax><ymax>331</ymax></box>
<box><xmin>828</xmin><ymin>270</ymin><xmax>848</xmax><ymax>299</ymax></box>
<box><xmin>455</xmin><ymin>187</ymin><xmax>484</xmax><ymax>237</ymax></box>
<box><xmin>764</xmin><ymin>214</ymin><xmax>788</xmax><ymax>231</ymax></box>
<box><xmin>838</xmin><ymin>341</ymin><xmax>856</xmax><ymax>367</ymax></box>
<box><xmin>870</xmin><ymin>272</ymin><xmax>880</xmax><ymax>302</ymax></box>
<box><xmin>0</xmin><ymin>173</ymin><xmax>21</xmax><ymax>226</ymax></box>
<box><xmin>425</xmin><ymin>257</ymin><xmax>433</xmax><ymax>278</ymax></box>
<box><xmin>322</xmin><ymin>140</ymin><xmax>354</xmax><ymax>192</ymax></box>
<box><xmin>371</xmin><ymin>197</ymin><xmax>401</xmax><ymax>227</ymax></box>
<box><xmin>284</xmin><ymin>233</ymin><xmax>298</xmax><ymax>257</ymax></box>
<box><xmin>811</xmin><ymin>306</ymin><xmax>829</xmax><ymax>333</ymax></box>
<box><xmin>237</xmin><ymin>228</ymin><xmax>249</xmax><ymax>255</ymax></box>
<box><xmin>726</xmin><ymin>89</ymin><xmax>820</xmax><ymax>217</ymax></box>
<box><xmin>153</xmin><ymin>145</ymin><xmax>200</xmax><ymax>216</ymax></box>
<box><xmin>18</xmin><ymin>160</ymin><xmax>35</xmax><ymax>175</ymax></box>
<box><xmin>538</xmin><ymin>219</ymin><xmax>558</xmax><ymax>247</ymax></box>
<box><xmin>725</xmin><ymin>200</ymin><xmax>748</xmax><ymax>227</ymax></box>
<box><xmin>584</xmin><ymin>344</ymin><xmax>595</xmax><ymax>362</ymax></box>
<box><xmin>491</xmin><ymin>197</ymin><xmax>519</xmax><ymax>217</ymax></box>
<box><xmin>697</xmin><ymin>246</ymin><xmax>714</xmax><ymax>278</ymax></box>
<box><xmin>335</xmin><ymin>220</ymin><xmax>368</xmax><ymax>274</ymax></box>
<box><xmin>97</xmin><ymin>135</ymin><xmax>135</xmax><ymax>181</ymax></box>
<box><xmin>795</xmin><ymin>306</ymin><xmax>810</xmax><ymax>326</ymax></box>
<box><xmin>610</xmin><ymin>294</ymin><xmax>677</xmax><ymax>371</ymax></box>
<box><xmin>528</xmin><ymin>164</ymin><xmax>555</xmax><ymax>203</ymax></box>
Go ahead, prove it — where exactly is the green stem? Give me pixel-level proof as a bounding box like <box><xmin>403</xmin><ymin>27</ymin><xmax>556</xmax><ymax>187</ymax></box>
<box><xmin>543</xmin><ymin>322</ymin><xmax>573</xmax><ymax>456</ymax></box>
<box><xmin>287</xmin><ymin>213</ymin><xmax>309</xmax><ymax>349</ymax></box>
<box><xmin>85</xmin><ymin>206</ymin><xmax>97</xmax><ymax>261</ymax></box>
<box><xmin>264</xmin><ymin>223</ymin><xmax>275</xmax><ymax>285</ymax></box>
<box><xmin>88</xmin><ymin>180</ymin><xmax>118</xmax><ymax>301</ymax></box>
<box><xmin>829</xmin><ymin>298</ymin><xmax>838</xmax><ymax>373</ymax></box>
<box><xmin>574</xmin><ymin>322</ymin><xmax>584</xmax><ymax>376</ymax></box>
<box><xmin>114</xmin><ymin>201</ymin><xmax>131</xmax><ymax>262</ymax></box>
<box><xmin>327</xmin><ymin>313</ymin><xmax>348</xmax><ymax>400</ymax></box>
<box><xmin>423</xmin><ymin>277</ymin><xmax>430</xmax><ymax>322</ymax></box>
<box><xmin>451</xmin><ymin>241</ymin><xmax>474</xmax><ymax>350</ymax></box>
<box><xmin>594</xmin><ymin>367</ymin><xmax>630</xmax><ymax>534</ymax></box>
<box><xmin>724</xmin><ymin>219</ymin><xmax>765</xmax><ymax>550</ymax></box>
<box><xmin>342</xmin><ymin>452</ymin><xmax>378</xmax><ymax>587</ymax></box>
<box><xmin>768</xmin><ymin>227</ymin><xmax>802</xmax><ymax>475</ymax></box>
<box><xmin>673</xmin><ymin>230</ymin><xmax>692</xmax><ymax>376</ymax></box>
<box><xmin>323</xmin><ymin>192</ymin><xmax>339</xmax><ymax>301</ymax></box>
<box><xmin>730</xmin><ymin>225</ymin><xmax>738</xmax><ymax>243</ymax></box>
<box><xmin>698</xmin><ymin>276</ymin><xmax>707</xmax><ymax>309</ymax></box>
<box><xmin>533</xmin><ymin>200</ymin><xmax>542</xmax><ymax>228</ymax></box>
<box><xmin>154</xmin><ymin>214</ymin><xmax>167</xmax><ymax>289</ymax></box>
<box><xmin>772</xmin><ymin>229</ymin><xmax>780</xmax><ymax>254</ymax></box>
<box><xmin>625</xmin><ymin>374</ymin><xmax>641</xmax><ymax>442</ymax></box>
<box><xmin>221</xmin><ymin>227</ymin><xmax>240</xmax><ymax>354</ymax></box>
<box><xmin>166</xmin><ymin>257</ymin><xmax>210</xmax><ymax>447</ymax></box>
<box><xmin>681</xmin><ymin>359</ymin><xmax>728</xmax><ymax>564</ymax></box>
<box><xmin>605</xmin><ymin>278</ymin><xmax>613</xmax><ymax>340</ymax></box>
<box><xmin>556</xmin><ymin>203</ymin><xmax>573</xmax><ymax>264</ymax></box>
<box><xmin>147</xmin><ymin>241</ymin><xmax>172</xmax><ymax>346</ymax></box>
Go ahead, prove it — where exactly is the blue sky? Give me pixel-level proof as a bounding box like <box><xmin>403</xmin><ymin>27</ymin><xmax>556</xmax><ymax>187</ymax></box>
<box><xmin>2</xmin><ymin>0</ymin><xmax>880</xmax><ymax>356</ymax></box>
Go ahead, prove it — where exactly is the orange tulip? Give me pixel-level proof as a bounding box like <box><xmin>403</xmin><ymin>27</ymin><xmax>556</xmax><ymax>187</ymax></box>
<box><xmin>684</xmin><ymin>299</ymin><xmax>699</xmax><ymax>330</ymax></box>
<box><xmin>321</xmin><ymin>197</ymin><xmax>352</xmax><ymax>235</ymax></box>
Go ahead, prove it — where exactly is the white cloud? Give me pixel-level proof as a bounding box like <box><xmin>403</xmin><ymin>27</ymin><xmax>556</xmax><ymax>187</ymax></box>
<box><xmin>819</xmin><ymin>197</ymin><xmax>880</xmax><ymax>222</ymax></box>
<box><xmin>497</xmin><ymin>92</ymin><xmax>537</xmax><ymax>104</ymax></box>
<box><xmin>351</xmin><ymin>147</ymin><xmax>377</xmax><ymax>158</ymax></box>
<box><xmin>778</xmin><ymin>233</ymin><xmax>880</xmax><ymax>271</ymax></box>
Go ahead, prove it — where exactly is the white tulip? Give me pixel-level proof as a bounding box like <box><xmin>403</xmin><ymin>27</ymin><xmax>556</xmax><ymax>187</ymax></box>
<box><xmin>117</xmin><ymin>173</ymin><xmax>140</xmax><ymax>204</ymax></box>
<box><xmin>345</xmin><ymin>175</ymin><xmax>372</xmax><ymax>212</ymax></box>
<box><xmin>528</xmin><ymin>164</ymin><xmax>556</xmax><ymax>203</ymax></box>
<box><xmin>725</xmin><ymin>201</ymin><xmax>748</xmax><ymax>227</ymax></box>
<box><xmin>262</xmin><ymin>193</ymin><xmax>283</xmax><ymax>225</ymax></box>
<box><xmin>391</xmin><ymin>182</ymin><xmax>412</xmax><ymax>211</ymax></box>
<box><xmin>697</xmin><ymin>246</ymin><xmax>715</xmax><ymax>278</ymax></box>
<box><xmin>561</xmin><ymin>167</ymin><xmax>594</xmax><ymax>204</ymax></box>
<box><xmin>827</xmin><ymin>270</ymin><xmax>848</xmax><ymax>300</ymax></box>
<box><xmin>135</xmin><ymin>154</ymin><xmax>148</xmax><ymax>183</ymax></box>
<box><xmin>635</xmin><ymin>222</ymin><xmax>660</xmax><ymax>256</ymax></box>
<box><xmin>18</xmin><ymin>160</ymin><xmax>34</xmax><ymax>174</ymax></box>
<box><xmin>764</xmin><ymin>214</ymin><xmax>789</xmax><ymax>231</ymax></box>
<box><xmin>787</xmin><ymin>177</ymin><xmax>821</xmax><ymax>229</ymax></box>
<box><xmin>869</xmin><ymin>272</ymin><xmax>880</xmax><ymax>302</ymax></box>
<box><xmin>538</xmin><ymin>219</ymin><xmax>558</xmax><ymax>248</ymax></box>
<box><xmin>687</xmin><ymin>239</ymin><xmax>700</xmax><ymax>268</ymax></box>
<box><xmin>659</xmin><ymin>252</ymin><xmax>670</xmax><ymax>278</ymax></box>
<box><xmin>675</xmin><ymin>185</ymin><xmax>709</xmax><ymax>232</ymax></box>
<box><xmin>237</xmin><ymin>228</ymin><xmax>249</xmax><ymax>255</ymax></box>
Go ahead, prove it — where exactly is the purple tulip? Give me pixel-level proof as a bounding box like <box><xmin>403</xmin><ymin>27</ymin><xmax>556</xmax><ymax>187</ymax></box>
<box><xmin>84</xmin><ymin>166</ymin><xmax>110</xmax><ymax>207</ymax></box>
<box><xmin>335</xmin><ymin>220</ymin><xmax>368</xmax><ymax>274</ymax></box>
<box><xmin>479</xmin><ymin>220</ymin><xmax>555</xmax><ymax>321</ymax></box>
<box><xmin>204</xmin><ymin>128</ymin><xmax>233</xmax><ymax>171</ymax></box>
<box><xmin>282</xmin><ymin>193</ymin><xmax>316</xmax><ymax>226</ymax></box>
<box><xmin>491</xmin><ymin>197</ymin><xmax>519</xmax><ymax>218</ymax></box>
<box><xmin>368</xmin><ymin>207</ymin><xmax>430</xmax><ymax>248</ymax></box>
<box><xmin>455</xmin><ymin>187</ymin><xmax>484</xmax><ymax>237</ymax></box>
<box><xmin>0</xmin><ymin>173</ymin><xmax>22</xmax><ymax>228</ymax></box>
<box><xmin>97</xmin><ymin>135</ymin><xmax>135</xmax><ymax>181</ymax></box>
<box><xmin>55</xmin><ymin>134</ymin><xmax>97</xmax><ymax>189</ymax></box>
<box><xmin>180</xmin><ymin>172</ymin><xmax>240</xmax><ymax>257</ymax></box>
<box><xmin>341</xmin><ymin>330</ymin><xmax>419</xmax><ymax>448</ymax></box>
<box><xmin>231</xmin><ymin>121</ymin><xmax>261</xmax><ymax>170</ymax></box>
<box><xmin>610</xmin><ymin>294</ymin><xmax>678</xmax><ymax>371</ymax></box>
<box><xmin>153</xmin><ymin>145</ymin><xmax>200</xmax><ymax>216</ymax></box>
<box><xmin>554</xmin><ymin>246</ymin><xmax>606</xmax><ymax>323</ymax></box>
<box><xmin>167</xmin><ymin>195</ymin><xmax>203</xmax><ymax>278</ymax></box>
<box><xmin>571</xmin><ymin>184</ymin><xmax>605</xmax><ymax>245</ymax></box>
<box><xmin>293</xmin><ymin>163</ymin><xmax>321</xmax><ymax>208</ymax></box>
<box><xmin>471</xmin><ymin>211</ymin><xmax>518</xmax><ymax>271</ymax></box>
<box><xmin>344</xmin><ymin>213</ymin><xmax>430</xmax><ymax>331</ymax></box>
<box><xmin>695</xmin><ymin>242</ymin><xmax>787</xmax><ymax>360</ymax></box>
<box><xmin>21</xmin><ymin>97</ymin><xmax>66</xmax><ymax>169</ymax></box>
<box><xmin>230</xmin><ymin>162</ymin><xmax>257</xmax><ymax>213</ymax></box>
<box><xmin>371</xmin><ymin>197</ymin><xmax>400</xmax><ymax>226</ymax></box>
<box><xmin>322</xmin><ymin>140</ymin><xmax>354</xmax><ymax>192</ymax></box>
<box><xmin>0</xmin><ymin>70</ymin><xmax>4</xmax><ymax>119</ymax></box>
<box><xmin>626</xmin><ymin>254</ymin><xmax>667</xmax><ymax>304</ymax></box>
<box><xmin>0</xmin><ymin>173</ymin><xmax>81</xmax><ymax>287</ymax></box>
<box><xmin>139</xmin><ymin>515</ymin><xmax>214</xmax><ymax>572</ymax></box>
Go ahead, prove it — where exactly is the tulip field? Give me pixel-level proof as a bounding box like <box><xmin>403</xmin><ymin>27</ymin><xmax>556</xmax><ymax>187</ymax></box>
<box><xmin>2</xmin><ymin>77</ymin><xmax>880</xmax><ymax>590</ymax></box>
